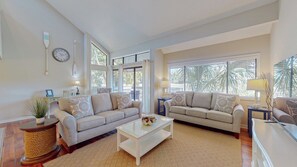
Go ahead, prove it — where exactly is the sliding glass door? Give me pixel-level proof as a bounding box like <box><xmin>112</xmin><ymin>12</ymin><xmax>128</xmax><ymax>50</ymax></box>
<box><xmin>123</xmin><ymin>67</ymin><xmax>143</xmax><ymax>101</ymax></box>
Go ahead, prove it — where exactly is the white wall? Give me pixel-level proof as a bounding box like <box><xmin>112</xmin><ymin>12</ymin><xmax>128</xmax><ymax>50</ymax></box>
<box><xmin>271</xmin><ymin>0</ymin><xmax>297</xmax><ymax>66</ymax></box>
<box><xmin>0</xmin><ymin>0</ymin><xmax>84</xmax><ymax>121</ymax></box>
<box><xmin>163</xmin><ymin>35</ymin><xmax>271</xmax><ymax>127</ymax></box>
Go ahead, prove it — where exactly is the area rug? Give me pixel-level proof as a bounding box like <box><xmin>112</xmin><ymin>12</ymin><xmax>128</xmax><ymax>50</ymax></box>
<box><xmin>44</xmin><ymin>123</ymin><xmax>242</xmax><ymax>167</ymax></box>
<box><xmin>0</xmin><ymin>128</ymin><xmax>5</xmax><ymax>167</ymax></box>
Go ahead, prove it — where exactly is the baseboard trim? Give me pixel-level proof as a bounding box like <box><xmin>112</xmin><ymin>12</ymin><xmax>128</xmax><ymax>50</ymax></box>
<box><xmin>0</xmin><ymin>116</ymin><xmax>34</xmax><ymax>125</ymax></box>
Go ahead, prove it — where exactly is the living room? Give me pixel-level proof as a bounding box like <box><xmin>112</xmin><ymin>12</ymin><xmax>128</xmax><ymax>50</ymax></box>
<box><xmin>0</xmin><ymin>0</ymin><xmax>297</xmax><ymax>166</ymax></box>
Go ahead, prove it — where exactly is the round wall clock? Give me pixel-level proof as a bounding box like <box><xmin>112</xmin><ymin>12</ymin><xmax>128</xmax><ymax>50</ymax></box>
<box><xmin>52</xmin><ymin>48</ymin><xmax>70</xmax><ymax>62</ymax></box>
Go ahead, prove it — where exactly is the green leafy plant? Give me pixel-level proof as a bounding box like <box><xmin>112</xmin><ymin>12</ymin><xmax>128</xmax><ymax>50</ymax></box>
<box><xmin>30</xmin><ymin>98</ymin><xmax>48</xmax><ymax>118</ymax></box>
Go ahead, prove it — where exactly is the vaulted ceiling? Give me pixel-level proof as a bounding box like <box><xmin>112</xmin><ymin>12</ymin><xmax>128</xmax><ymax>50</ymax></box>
<box><xmin>46</xmin><ymin>0</ymin><xmax>277</xmax><ymax>52</ymax></box>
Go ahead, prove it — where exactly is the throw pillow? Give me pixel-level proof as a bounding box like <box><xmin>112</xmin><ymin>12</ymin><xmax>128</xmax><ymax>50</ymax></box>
<box><xmin>171</xmin><ymin>93</ymin><xmax>186</xmax><ymax>106</ymax></box>
<box><xmin>286</xmin><ymin>100</ymin><xmax>297</xmax><ymax>124</ymax></box>
<box><xmin>117</xmin><ymin>94</ymin><xmax>132</xmax><ymax>109</ymax></box>
<box><xmin>59</xmin><ymin>96</ymin><xmax>94</xmax><ymax>119</ymax></box>
<box><xmin>214</xmin><ymin>95</ymin><xmax>236</xmax><ymax>114</ymax></box>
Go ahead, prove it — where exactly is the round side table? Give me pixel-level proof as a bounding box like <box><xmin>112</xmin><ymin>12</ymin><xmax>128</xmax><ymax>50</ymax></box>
<box><xmin>19</xmin><ymin>118</ymin><xmax>61</xmax><ymax>165</ymax></box>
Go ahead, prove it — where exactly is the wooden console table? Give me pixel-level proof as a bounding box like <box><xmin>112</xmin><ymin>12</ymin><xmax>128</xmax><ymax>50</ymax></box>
<box><xmin>19</xmin><ymin>118</ymin><xmax>60</xmax><ymax>165</ymax></box>
<box><xmin>252</xmin><ymin>119</ymin><xmax>297</xmax><ymax>167</ymax></box>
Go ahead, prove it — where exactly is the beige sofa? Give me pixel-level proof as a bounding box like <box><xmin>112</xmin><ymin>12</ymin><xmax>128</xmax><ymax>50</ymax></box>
<box><xmin>273</xmin><ymin>97</ymin><xmax>297</xmax><ymax>124</ymax></box>
<box><xmin>55</xmin><ymin>93</ymin><xmax>142</xmax><ymax>149</ymax></box>
<box><xmin>164</xmin><ymin>92</ymin><xmax>244</xmax><ymax>138</ymax></box>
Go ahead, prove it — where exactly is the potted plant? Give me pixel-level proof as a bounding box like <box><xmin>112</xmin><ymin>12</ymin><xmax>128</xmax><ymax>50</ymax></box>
<box><xmin>30</xmin><ymin>98</ymin><xmax>48</xmax><ymax>124</ymax></box>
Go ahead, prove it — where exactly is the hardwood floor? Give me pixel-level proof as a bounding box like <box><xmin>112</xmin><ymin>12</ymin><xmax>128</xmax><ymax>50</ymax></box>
<box><xmin>0</xmin><ymin>119</ymin><xmax>252</xmax><ymax>167</ymax></box>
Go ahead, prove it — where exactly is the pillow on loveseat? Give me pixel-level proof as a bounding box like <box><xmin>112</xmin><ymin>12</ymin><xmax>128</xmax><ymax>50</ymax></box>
<box><xmin>171</xmin><ymin>93</ymin><xmax>186</xmax><ymax>106</ymax></box>
<box><xmin>117</xmin><ymin>94</ymin><xmax>132</xmax><ymax>109</ymax></box>
<box><xmin>59</xmin><ymin>96</ymin><xmax>94</xmax><ymax>119</ymax></box>
<box><xmin>214</xmin><ymin>95</ymin><xmax>236</xmax><ymax>114</ymax></box>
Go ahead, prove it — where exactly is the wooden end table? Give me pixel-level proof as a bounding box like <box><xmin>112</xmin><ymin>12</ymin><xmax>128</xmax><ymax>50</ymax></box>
<box><xmin>19</xmin><ymin>118</ymin><xmax>60</xmax><ymax>165</ymax></box>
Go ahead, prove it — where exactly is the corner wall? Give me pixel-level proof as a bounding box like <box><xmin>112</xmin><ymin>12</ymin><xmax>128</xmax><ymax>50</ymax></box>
<box><xmin>271</xmin><ymin>0</ymin><xmax>297</xmax><ymax>66</ymax></box>
<box><xmin>0</xmin><ymin>0</ymin><xmax>84</xmax><ymax>121</ymax></box>
<box><xmin>163</xmin><ymin>35</ymin><xmax>271</xmax><ymax>127</ymax></box>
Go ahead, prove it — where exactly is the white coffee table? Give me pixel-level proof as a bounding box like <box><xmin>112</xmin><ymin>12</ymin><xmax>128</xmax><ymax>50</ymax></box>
<box><xmin>116</xmin><ymin>114</ymin><xmax>174</xmax><ymax>166</ymax></box>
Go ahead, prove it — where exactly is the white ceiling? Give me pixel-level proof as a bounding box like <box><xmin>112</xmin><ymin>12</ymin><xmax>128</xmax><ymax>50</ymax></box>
<box><xmin>47</xmin><ymin>0</ymin><xmax>277</xmax><ymax>52</ymax></box>
<box><xmin>161</xmin><ymin>21</ymin><xmax>275</xmax><ymax>54</ymax></box>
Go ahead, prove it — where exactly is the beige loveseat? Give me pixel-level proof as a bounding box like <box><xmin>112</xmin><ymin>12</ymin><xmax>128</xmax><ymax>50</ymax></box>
<box><xmin>164</xmin><ymin>92</ymin><xmax>244</xmax><ymax>138</ymax></box>
<box><xmin>55</xmin><ymin>93</ymin><xmax>142</xmax><ymax>149</ymax></box>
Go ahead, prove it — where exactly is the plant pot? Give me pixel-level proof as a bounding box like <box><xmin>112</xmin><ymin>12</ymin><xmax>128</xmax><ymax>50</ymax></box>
<box><xmin>36</xmin><ymin>117</ymin><xmax>45</xmax><ymax>124</ymax></box>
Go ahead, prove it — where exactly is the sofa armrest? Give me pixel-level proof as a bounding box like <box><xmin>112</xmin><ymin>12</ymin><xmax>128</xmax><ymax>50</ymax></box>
<box><xmin>232</xmin><ymin>104</ymin><xmax>244</xmax><ymax>133</ymax></box>
<box><xmin>164</xmin><ymin>100</ymin><xmax>172</xmax><ymax>117</ymax></box>
<box><xmin>54</xmin><ymin>109</ymin><xmax>78</xmax><ymax>146</ymax></box>
<box><xmin>132</xmin><ymin>101</ymin><xmax>143</xmax><ymax>117</ymax></box>
<box><xmin>273</xmin><ymin>108</ymin><xmax>295</xmax><ymax>124</ymax></box>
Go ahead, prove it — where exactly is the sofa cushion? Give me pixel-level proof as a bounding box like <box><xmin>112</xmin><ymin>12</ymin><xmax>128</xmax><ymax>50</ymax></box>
<box><xmin>120</xmin><ymin>108</ymin><xmax>139</xmax><ymax>118</ymax></box>
<box><xmin>96</xmin><ymin>111</ymin><xmax>125</xmax><ymax>124</ymax></box>
<box><xmin>177</xmin><ymin>91</ymin><xmax>194</xmax><ymax>106</ymax></box>
<box><xmin>211</xmin><ymin>93</ymin><xmax>239</xmax><ymax>110</ymax></box>
<box><xmin>77</xmin><ymin>116</ymin><xmax>105</xmax><ymax>132</ymax></box>
<box><xmin>171</xmin><ymin>93</ymin><xmax>186</xmax><ymax>106</ymax></box>
<box><xmin>207</xmin><ymin>110</ymin><xmax>233</xmax><ymax>123</ymax></box>
<box><xmin>191</xmin><ymin>92</ymin><xmax>212</xmax><ymax>109</ymax></box>
<box><xmin>91</xmin><ymin>93</ymin><xmax>113</xmax><ymax>114</ymax></box>
<box><xmin>170</xmin><ymin>106</ymin><xmax>188</xmax><ymax>115</ymax></box>
<box><xmin>186</xmin><ymin>107</ymin><xmax>208</xmax><ymax>118</ymax></box>
<box><xmin>110</xmin><ymin>92</ymin><xmax>124</xmax><ymax>110</ymax></box>
<box><xmin>214</xmin><ymin>95</ymin><xmax>236</xmax><ymax>114</ymax></box>
<box><xmin>117</xmin><ymin>94</ymin><xmax>132</xmax><ymax>109</ymax></box>
<box><xmin>59</xmin><ymin>96</ymin><xmax>94</xmax><ymax>119</ymax></box>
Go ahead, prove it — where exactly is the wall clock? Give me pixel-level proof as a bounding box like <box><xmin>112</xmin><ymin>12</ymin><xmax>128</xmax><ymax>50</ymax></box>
<box><xmin>52</xmin><ymin>48</ymin><xmax>70</xmax><ymax>62</ymax></box>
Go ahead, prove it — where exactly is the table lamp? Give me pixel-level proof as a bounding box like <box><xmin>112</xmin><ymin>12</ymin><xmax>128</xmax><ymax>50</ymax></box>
<box><xmin>74</xmin><ymin>80</ymin><xmax>80</xmax><ymax>95</ymax></box>
<box><xmin>160</xmin><ymin>80</ymin><xmax>170</xmax><ymax>97</ymax></box>
<box><xmin>247</xmin><ymin>79</ymin><xmax>267</xmax><ymax>108</ymax></box>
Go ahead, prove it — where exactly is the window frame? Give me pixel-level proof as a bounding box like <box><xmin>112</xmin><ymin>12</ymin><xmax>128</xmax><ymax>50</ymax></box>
<box><xmin>168</xmin><ymin>54</ymin><xmax>259</xmax><ymax>98</ymax></box>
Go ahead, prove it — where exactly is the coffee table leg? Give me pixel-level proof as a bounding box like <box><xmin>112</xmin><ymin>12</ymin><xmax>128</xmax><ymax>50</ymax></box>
<box><xmin>170</xmin><ymin>121</ymin><xmax>174</xmax><ymax>139</ymax></box>
<box><xmin>117</xmin><ymin>132</ymin><xmax>121</xmax><ymax>151</ymax></box>
<box><xmin>136</xmin><ymin>141</ymin><xmax>140</xmax><ymax>166</ymax></box>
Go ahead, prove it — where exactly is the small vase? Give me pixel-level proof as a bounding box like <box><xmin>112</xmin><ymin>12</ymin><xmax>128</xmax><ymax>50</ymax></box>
<box><xmin>36</xmin><ymin>117</ymin><xmax>45</xmax><ymax>124</ymax></box>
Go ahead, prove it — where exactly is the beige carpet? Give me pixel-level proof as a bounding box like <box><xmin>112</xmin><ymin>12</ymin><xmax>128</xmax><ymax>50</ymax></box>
<box><xmin>0</xmin><ymin>128</ymin><xmax>5</xmax><ymax>167</ymax></box>
<box><xmin>44</xmin><ymin>123</ymin><xmax>242</xmax><ymax>167</ymax></box>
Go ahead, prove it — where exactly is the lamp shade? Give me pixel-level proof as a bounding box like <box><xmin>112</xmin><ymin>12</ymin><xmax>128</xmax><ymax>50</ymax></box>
<box><xmin>160</xmin><ymin>80</ymin><xmax>170</xmax><ymax>88</ymax></box>
<box><xmin>74</xmin><ymin>80</ymin><xmax>80</xmax><ymax>86</ymax></box>
<box><xmin>247</xmin><ymin>79</ymin><xmax>267</xmax><ymax>91</ymax></box>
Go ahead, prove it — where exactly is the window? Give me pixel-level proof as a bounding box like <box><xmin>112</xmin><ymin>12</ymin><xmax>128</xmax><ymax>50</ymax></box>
<box><xmin>169</xmin><ymin>67</ymin><xmax>184</xmax><ymax>92</ymax></box>
<box><xmin>91</xmin><ymin>43</ymin><xmax>107</xmax><ymax>65</ymax></box>
<box><xmin>112</xmin><ymin>70</ymin><xmax>119</xmax><ymax>92</ymax></box>
<box><xmin>113</xmin><ymin>58</ymin><xmax>123</xmax><ymax>65</ymax></box>
<box><xmin>274</xmin><ymin>56</ymin><xmax>297</xmax><ymax>97</ymax></box>
<box><xmin>228</xmin><ymin>59</ymin><xmax>256</xmax><ymax>96</ymax></box>
<box><xmin>111</xmin><ymin>51</ymin><xmax>150</xmax><ymax>65</ymax></box>
<box><xmin>91</xmin><ymin>70</ymin><xmax>106</xmax><ymax>88</ymax></box>
<box><xmin>123</xmin><ymin>67</ymin><xmax>143</xmax><ymax>101</ymax></box>
<box><xmin>169</xmin><ymin>58</ymin><xmax>257</xmax><ymax>96</ymax></box>
<box><xmin>137</xmin><ymin>52</ymin><xmax>150</xmax><ymax>62</ymax></box>
<box><xmin>90</xmin><ymin>43</ymin><xmax>107</xmax><ymax>89</ymax></box>
<box><xmin>124</xmin><ymin>56</ymin><xmax>136</xmax><ymax>64</ymax></box>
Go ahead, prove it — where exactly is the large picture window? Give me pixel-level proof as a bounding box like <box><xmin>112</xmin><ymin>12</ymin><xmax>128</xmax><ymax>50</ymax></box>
<box><xmin>169</xmin><ymin>58</ymin><xmax>257</xmax><ymax>96</ymax></box>
<box><xmin>274</xmin><ymin>56</ymin><xmax>297</xmax><ymax>97</ymax></box>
